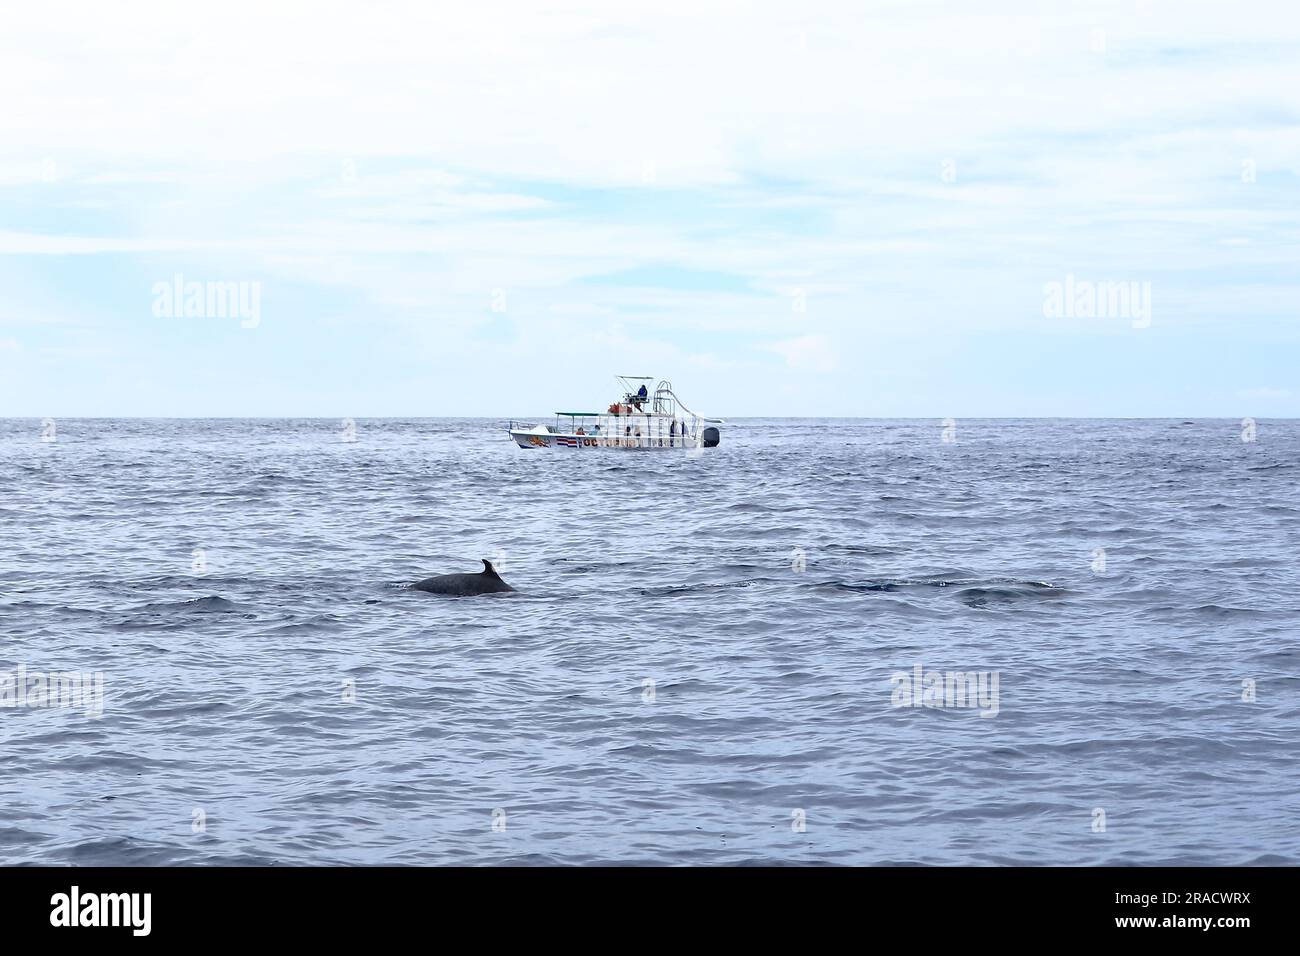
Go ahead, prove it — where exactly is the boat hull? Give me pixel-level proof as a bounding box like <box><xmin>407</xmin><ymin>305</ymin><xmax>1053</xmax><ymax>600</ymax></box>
<box><xmin>509</xmin><ymin>428</ymin><xmax>702</xmax><ymax>450</ymax></box>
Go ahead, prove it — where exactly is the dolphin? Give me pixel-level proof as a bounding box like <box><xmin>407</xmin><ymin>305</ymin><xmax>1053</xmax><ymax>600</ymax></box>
<box><xmin>412</xmin><ymin>559</ymin><xmax>515</xmax><ymax>596</ymax></box>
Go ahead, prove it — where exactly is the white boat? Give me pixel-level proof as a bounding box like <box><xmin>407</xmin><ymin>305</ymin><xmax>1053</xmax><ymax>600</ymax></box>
<box><xmin>509</xmin><ymin>377</ymin><xmax>723</xmax><ymax>450</ymax></box>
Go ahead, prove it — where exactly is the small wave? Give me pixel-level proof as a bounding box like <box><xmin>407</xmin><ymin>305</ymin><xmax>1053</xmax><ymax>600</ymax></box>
<box><xmin>957</xmin><ymin>584</ymin><xmax>1069</xmax><ymax>607</ymax></box>
<box><xmin>821</xmin><ymin>580</ymin><xmax>902</xmax><ymax>593</ymax></box>
<box><xmin>135</xmin><ymin>595</ymin><xmax>240</xmax><ymax>613</ymax></box>
<box><xmin>1188</xmin><ymin>604</ymin><xmax>1259</xmax><ymax>618</ymax></box>
<box><xmin>636</xmin><ymin>580</ymin><xmax>761</xmax><ymax>597</ymax></box>
<box><xmin>814</xmin><ymin>576</ymin><xmax>1066</xmax><ymax>604</ymax></box>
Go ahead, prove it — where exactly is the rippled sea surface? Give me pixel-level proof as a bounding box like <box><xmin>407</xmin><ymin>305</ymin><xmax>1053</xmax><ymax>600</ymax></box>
<box><xmin>2</xmin><ymin>418</ymin><xmax>1298</xmax><ymax>866</ymax></box>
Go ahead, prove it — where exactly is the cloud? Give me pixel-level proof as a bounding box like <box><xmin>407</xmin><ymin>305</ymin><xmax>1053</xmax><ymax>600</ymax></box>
<box><xmin>760</xmin><ymin>334</ymin><xmax>838</xmax><ymax>372</ymax></box>
<box><xmin>1236</xmin><ymin>387</ymin><xmax>1292</xmax><ymax>401</ymax></box>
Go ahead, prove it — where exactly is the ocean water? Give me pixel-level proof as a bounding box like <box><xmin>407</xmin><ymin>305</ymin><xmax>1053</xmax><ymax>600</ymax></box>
<box><xmin>2</xmin><ymin>417</ymin><xmax>1297</xmax><ymax>866</ymax></box>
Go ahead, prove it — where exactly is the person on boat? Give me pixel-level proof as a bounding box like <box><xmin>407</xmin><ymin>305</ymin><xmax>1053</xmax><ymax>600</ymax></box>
<box><xmin>637</xmin><ymin>383</ymin><xmax>648</xmax><ymax>400</ymax></box>
<box><xmin>592</xmin><ymin>423</ymin><xmax>601</xmax><ymax>434</ymax></box>
<box><xmin>575</xmin><ymin>426</ymin><xmax>585</xmax><ymax>435</ymax></box>
<box><xmin>669</xmin><ymin>419</ymin><xmax>677</xmax><ymax>446</ymax></box>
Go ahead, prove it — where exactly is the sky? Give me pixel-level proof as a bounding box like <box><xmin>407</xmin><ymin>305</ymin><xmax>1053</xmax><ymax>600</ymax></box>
<box><xmin>1</xmin><ymin>0</ymin><xmax>1297</xmax><ymax>417</ymax></box>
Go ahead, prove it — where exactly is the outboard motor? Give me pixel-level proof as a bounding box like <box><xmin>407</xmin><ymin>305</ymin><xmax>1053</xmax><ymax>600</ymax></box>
<box><xmin>702</xmin><ymin>426</ymin><xmax>720</xmax><ymax>448</ymax></box>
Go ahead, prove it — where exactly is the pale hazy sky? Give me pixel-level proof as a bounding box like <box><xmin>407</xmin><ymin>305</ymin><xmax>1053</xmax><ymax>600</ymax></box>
<box><xmin>1</xmin><ymin>0</ymin><xmax>1297</xmax><ymax>417</ymax></box>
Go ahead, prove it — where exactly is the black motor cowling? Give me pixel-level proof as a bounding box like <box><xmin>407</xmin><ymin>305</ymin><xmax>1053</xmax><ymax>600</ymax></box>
<box><xmin>702</xmin><ymin>426</ymin><xmax>720</xmax><ymax>448</ymax></box>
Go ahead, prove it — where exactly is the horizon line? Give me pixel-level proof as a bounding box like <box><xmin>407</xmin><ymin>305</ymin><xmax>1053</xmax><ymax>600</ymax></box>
<box><xmin>3</xmin><ymin>414</ymin><xmax>1289</xmax><ymax>422</ymax></box>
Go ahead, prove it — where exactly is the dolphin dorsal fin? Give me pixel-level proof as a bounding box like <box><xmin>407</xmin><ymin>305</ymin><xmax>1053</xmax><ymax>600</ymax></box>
<box><xmin>481</xmin><ymin>559</ymin><xmax>499</xmax><ymax>576</ymax></box>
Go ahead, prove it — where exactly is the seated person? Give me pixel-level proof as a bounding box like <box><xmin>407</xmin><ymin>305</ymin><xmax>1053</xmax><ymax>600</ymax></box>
<box><xmin>637</xmin><ymin>383</ymin><xmax>648</xmax><ymax>400</ymax></box>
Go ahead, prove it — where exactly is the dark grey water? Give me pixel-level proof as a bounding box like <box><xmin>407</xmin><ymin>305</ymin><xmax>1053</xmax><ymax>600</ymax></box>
<box><xmin>2</xmin><ymin>418</ymin><xmax>1297</xmax><ymax>865</ymax></box>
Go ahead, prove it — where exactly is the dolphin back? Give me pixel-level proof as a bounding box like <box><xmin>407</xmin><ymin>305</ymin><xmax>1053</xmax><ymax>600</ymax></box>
<box><xmin>413</xmin><ymin>559</ymin><xmax>515</xmax><ymax>595</ymax></box>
